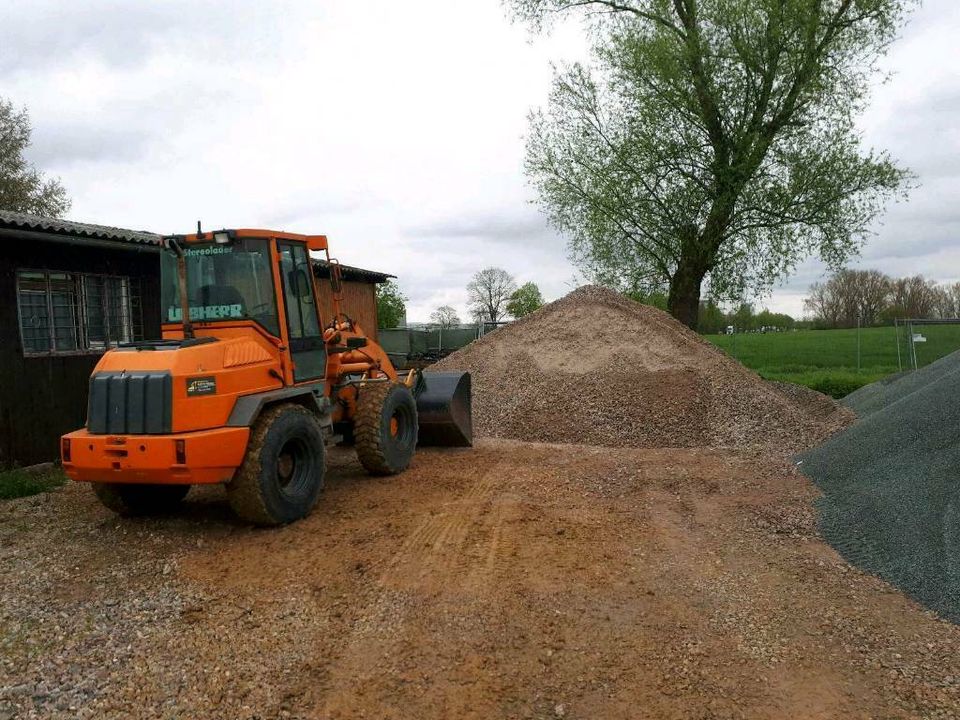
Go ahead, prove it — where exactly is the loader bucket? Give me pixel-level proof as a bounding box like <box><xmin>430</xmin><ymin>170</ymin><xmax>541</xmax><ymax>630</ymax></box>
<box><xmin>416</xmin><ymin>371</ymin><xmax>473</xmax><ymax>447</ymax></box>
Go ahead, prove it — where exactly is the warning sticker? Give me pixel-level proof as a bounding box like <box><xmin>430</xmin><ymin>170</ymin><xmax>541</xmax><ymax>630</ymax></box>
<box><xmin>186</xmin><ymin>376</ymin><xmax>217</xmax><ymax>396</ymax></box>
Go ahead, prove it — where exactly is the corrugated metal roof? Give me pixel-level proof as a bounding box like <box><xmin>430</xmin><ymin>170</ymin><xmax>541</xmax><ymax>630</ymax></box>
<box><xmin>313</xmin><ymin>258</ymin><xmax>394</xmax><ymax>284</ymax></box>
<box><xmin>0</xmin><ymin>211</ymin><xmax>393</xmax><ymax>281</ymax></box>
<box><xmin>0</xmin><ymin>210</ymin><xmax>162</xmax><ymax>246</ymax></box>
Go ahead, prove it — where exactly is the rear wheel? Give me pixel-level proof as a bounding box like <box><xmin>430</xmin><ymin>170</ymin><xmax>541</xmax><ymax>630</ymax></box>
<box><xmin>92</xmin><ymin>482</ymin><xmax>189</xmax><ymax>516</ymax></box>
<box><xmin>227</xmin><ymin>404</ymin><xmax>326</xmax><ymax>526</ymax></box>
<box><xmin>355</xmin><ymin>382</ymin><xmax>418</xmax><ymax>475</ymax></box>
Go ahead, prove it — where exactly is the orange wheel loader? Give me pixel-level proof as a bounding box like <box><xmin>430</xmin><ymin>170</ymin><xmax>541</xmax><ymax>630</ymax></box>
<box><xmin>60</xmin><ymin>228</ymin><xmax>472</xmax><ymax>525</ymax></box>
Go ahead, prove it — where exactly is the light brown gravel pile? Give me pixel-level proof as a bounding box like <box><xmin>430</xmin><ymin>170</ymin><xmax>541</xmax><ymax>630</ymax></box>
<box><xmin>767</xmin><ymin>379</ymin><xmax>849</xmax><ymax>422</ymax></box>
<box><xmin>431</xmin><ymin>286</ymin><xmax>853</xmax><ymax>453</ymax></box>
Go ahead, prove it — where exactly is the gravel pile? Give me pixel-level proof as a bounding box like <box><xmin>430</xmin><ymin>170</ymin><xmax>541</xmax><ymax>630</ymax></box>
<box><xmin>843</xmin><ymin>348</ymin><xmax>960</xmax><ymax>417</ymax></box>
<box><xmin>768</xmin><ymin>379</ymin><xmax>846</xmax><ymax>421</ymax></box>
<box><xmin>432</xmin><ymin>286</ymin><xmax>852</xmax><ymax>452</ymax></box>
<box><xmin>798</xmin><ymin>354</ymin><xmax>960</xmax><ymax>622</ymax></box>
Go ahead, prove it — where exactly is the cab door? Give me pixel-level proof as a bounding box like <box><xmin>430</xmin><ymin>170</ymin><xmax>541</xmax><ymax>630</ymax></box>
<box><xmin>277</xmin><ymin>241</ymin><xmax>326</xmax><ymax>382</ymax></box>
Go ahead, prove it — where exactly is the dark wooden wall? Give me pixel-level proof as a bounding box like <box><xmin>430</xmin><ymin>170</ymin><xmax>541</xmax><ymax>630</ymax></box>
<box><xmin>0</xmin><ymin>238</ymin><xmax>161</xmax><ymax>466</ymax></box>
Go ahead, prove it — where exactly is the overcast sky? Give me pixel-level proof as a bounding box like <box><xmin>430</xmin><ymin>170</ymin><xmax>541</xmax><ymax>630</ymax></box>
<box><xmin>2</xmin><ymin>0</ymin><xmax>957</xmax><ymax>321</ymax></box>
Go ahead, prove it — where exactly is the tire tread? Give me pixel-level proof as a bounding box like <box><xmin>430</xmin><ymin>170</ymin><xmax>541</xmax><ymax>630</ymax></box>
<box><xmin>227</xmin><ymin>404</ymin><xmax>323</xmax><ymax>525</ymax></box>
<box><xmin>355</xmin><ymin>382</ymin><xmax>417</xmax><ymax>475</ymax></box>
<box><xmin>355</xmin><ymin>382</ymin><xmax>393</xmax><ymax>475</ymax></box>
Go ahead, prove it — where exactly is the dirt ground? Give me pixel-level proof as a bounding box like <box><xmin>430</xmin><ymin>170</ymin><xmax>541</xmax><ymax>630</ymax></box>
<box><xmin>2</xmin><ymin>441</ymin><xmax>959</xmax><ymax>719</ymax></box>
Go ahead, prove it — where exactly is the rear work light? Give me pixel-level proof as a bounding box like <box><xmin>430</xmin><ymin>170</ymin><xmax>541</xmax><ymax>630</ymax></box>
<box><xmin>61</xmin><ymin>438</ymin><xmax>71</xmax><ymax>463</ymax></box>
<box><xmin>175</xmin><ymin>439</ymin><xmax>186</xmax><ymax>465</ymax></box>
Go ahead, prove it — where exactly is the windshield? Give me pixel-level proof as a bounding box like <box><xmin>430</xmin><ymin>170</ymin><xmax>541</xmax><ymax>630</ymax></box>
<box><xmin>160</xmin><ymin>238</ymin><xmax>280</xmax><ymax>336</ymax></box>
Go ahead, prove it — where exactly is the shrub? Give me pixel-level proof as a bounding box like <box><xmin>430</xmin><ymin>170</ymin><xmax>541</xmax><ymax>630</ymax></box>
<box><xmin>807</xmin><ymin>374</ymin><xmax>870</xmax><ymax>399</ymax></box>
<box><xmin>0</xmin><ymin>466</ymin><xmax>67</xmax><ymax>500</ymax></box>
<box><xmin>759</xmin><ymin>369</ymin><xmax>886</xmax><ymax>399</ymax></box>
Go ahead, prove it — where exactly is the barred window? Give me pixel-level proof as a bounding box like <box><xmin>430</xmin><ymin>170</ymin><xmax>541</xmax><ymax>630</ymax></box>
<box><xmin>16</xmin><ymin>270</ymin><xmax>144</xmax><ymax>356</ymax></box>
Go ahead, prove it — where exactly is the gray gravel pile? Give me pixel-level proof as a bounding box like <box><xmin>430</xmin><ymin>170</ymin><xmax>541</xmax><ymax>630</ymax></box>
<box><xmin>432</xmin><ymin>285</ymin><xmax>853</xmax><ymax>452</ymax></box>
<box><xmin>843</xmin><ymin>348</ymin><xmax>960</xmax><ymax>417</ymax></box>
<box><xmin>799</xmin><ymin>358</ymin><xmax>960</xmax><ymax>622</ymax></box>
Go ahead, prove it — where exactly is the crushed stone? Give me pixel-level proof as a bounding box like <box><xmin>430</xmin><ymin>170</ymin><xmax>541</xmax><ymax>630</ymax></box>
<box><xmin>799</xmin><ymin>349</ymin><xmax>960</xmax><ymax>622</ymax></box>
<box><xmin>843</xmin><ymin>348</ymin><xmax>960</xmax><ymax>418</ymax></box>
<box><xmin>432</xmin><ymin>286</ymin><xmax>853</xmax><ymax>453</ymax></box>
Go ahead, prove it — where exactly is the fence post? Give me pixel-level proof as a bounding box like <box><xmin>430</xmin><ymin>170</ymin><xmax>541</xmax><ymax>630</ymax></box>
<box><xmin>857</xmin><ymin>313</ymin><xmax>861</xmax><ymax>373</ymax></box>
<box><xmin>907</xmin><ymin>321</ymin><xmax>913</xmax><ymax>370</ymax></box>
<box><xmin>895</xmin><ymin>319</ymin><xmax>901</xmax><ymax>372</ymax></box>
<box><xmin>908</xmin><ymin>321</ymin><xmax>918</xmax><ymax>370</ymax></box>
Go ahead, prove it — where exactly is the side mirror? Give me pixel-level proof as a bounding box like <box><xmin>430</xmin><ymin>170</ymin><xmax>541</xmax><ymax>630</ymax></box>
<box><xmin>328</xmin><ymin>261</ymin><xmax>343</xmax><ymax>295</ymax></box>
<box><xmin>290</xmin><ymin>269</ymin><xmax>313</xmax><ymax>300</ymax></box>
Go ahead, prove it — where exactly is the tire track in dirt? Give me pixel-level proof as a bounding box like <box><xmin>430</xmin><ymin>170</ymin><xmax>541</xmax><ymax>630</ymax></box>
<box><xmin>310</xmin><ymin>458</ymin><xmax>516</xmax><ymax>716</ymax></box>
<box><xmin>9</xmin><ymin>444</ymin><xmax>960</xmax><ymax>719</ymax></box>
<box><xmin>375</xmin><ymin>460</ymin><xmax>506</xmax><ymax>591</ymax></box>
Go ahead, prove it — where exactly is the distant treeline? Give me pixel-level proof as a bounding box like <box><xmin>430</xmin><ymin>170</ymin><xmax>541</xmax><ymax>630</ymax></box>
<box><xmin>627</xmin><ymin>291</ymin><xmax>796</xmax><ymax>335</ymax></box>
<box><xmin>804</xmin><ymin>270</ymin><xmax>960</xmax><ymax>329</ymax></box>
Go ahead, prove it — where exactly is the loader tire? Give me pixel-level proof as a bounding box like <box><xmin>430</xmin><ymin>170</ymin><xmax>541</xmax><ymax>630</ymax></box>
<box><xmin>92</xmin><ymin>482</ymin><xmax>189</xmax><ymax>516</ymax></box>
<box><xmin>227</xmin><ymin>404</ymin><xmax>326</xmax><ymax>526</ymax></box>
<box><xmin>355</xmin><ymin>381</ymin><xmax>418</xmax><ymax>476</ymax></box>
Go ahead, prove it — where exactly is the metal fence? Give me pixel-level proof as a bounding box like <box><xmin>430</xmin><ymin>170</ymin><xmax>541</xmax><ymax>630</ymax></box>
<box><xmin>895</xmin><ymin>318</ymin><xmax>960</xmax><ymax>371</ymax></box>
<box><xmin>711</xmin><ymin>319</ymin><xmax>960</xmax><ymax>382</ymax></box>
<box><xmin>379</xmin><ymin>325</ymin><xmax>482</xmax><ymax>365</ymax></box>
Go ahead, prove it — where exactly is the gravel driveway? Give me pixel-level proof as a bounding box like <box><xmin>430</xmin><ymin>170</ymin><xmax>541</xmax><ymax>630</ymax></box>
<box><xmin>2</xmin><ymin>442</ymin><xmax>959</xmax><ymax>719</ymax></box>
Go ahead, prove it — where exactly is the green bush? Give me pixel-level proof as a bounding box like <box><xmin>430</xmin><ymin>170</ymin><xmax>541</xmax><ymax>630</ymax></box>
<box><xmin>0</xmin><ymin>466</ymin><xmax>67</xmax><ymax>500</ymax></box>
<box><xmin>806</xmin><ymin>374</ymin><xmax>870</xmax><ymax>399</ymax></box>
<box><xmin>759</xmin><ymin>369</ymin><xmax>886</xmax><ymax>399</ymax></box>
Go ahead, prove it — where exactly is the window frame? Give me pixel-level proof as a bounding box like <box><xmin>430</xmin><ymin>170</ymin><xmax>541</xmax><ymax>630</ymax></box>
<box><xmin>16</xmin><ymin>268</ymin><xmax>144</xmax><ymax>357</ymax></box>
<box><xmin>277</xmin><ymin>240</ymin><xmax>326</xmax><ymax>383</ymax></box>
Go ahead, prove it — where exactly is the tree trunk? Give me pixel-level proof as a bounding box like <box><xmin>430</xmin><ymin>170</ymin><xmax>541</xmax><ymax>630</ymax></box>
<box><xmin>667</xmin><ymin>258</ymin><xmax>706</xmax><ymax>330</ymax></box>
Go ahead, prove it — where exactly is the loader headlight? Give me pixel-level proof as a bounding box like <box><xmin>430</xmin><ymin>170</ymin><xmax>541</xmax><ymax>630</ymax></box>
<box><xmin>213</xmin><ymin>231</ymin><xmax>231</xmax><ymax>244</ymax></box>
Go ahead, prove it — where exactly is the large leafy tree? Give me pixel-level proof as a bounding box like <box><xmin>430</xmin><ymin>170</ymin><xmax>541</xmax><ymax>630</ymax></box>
<box><xmin>506</xmin><ymin>281</ymin><xmax>545</xmax><ymax>318</ymax></box>
<box><xmin>509</xmin><ymin>0</ymin><xmax>912</xmax><ymax>329</ymax></box>
<box><xmin>375</xmin><ymin>280</ymin><xmax>407</xmax><ymax>328</ymax></box>
<box><xmin>0</xmin><ymin>98</ymin><xmax>70</xmax><ymax>216</ymax></box>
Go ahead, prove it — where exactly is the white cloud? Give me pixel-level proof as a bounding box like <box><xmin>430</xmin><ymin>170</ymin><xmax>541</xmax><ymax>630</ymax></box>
<box><xmin>3</xmin><ymin>0</ymin><xmax>957</xmax><ymax>322</ymax></box>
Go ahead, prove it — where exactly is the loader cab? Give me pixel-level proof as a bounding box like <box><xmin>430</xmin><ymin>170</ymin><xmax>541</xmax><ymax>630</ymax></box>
<box><xmin>160</xmin><ymin>230</ymin><xmax>328</xmax><ymax>382</ymax></box>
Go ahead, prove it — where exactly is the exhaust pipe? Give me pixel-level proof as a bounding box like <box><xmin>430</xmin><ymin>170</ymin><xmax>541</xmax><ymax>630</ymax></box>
<box><xmin>416</xmin><ymin>371</ymin><xmax>472</xmax><ymax>447</ymax></box>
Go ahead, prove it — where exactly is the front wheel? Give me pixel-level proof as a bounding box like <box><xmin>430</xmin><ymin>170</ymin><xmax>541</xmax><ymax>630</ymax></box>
<box><xmin>92</xmin><ymin>482</ymin><xmax>189</xmax><ymax>516</ymax></box>
<box><xmin>355</xmin><ymin>382</ymin><xmax>419</xmax><ymax>476</ymax></box>
<box><xmin>227</xmin><ymin>404</ymin><xmax>326</xmax><ymax>526</ymax></box>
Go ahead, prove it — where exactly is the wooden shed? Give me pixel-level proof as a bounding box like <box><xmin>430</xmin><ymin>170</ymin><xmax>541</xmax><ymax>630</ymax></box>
<box><xmin>0</xmin><ymin>211</ymin><xmax>163</xmax><ymax>466</ymax></box>
<box><xmin>313</xmin><ymin>260</ymin><xmax>393</xmax><ymax>341</ymax></box>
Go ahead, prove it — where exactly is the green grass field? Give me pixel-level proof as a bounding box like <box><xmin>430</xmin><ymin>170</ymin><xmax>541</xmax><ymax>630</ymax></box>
<box><xmin>704</xmin><ymin>324</ymin><xmax>960</xmax><ymax>398</ymax></box>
